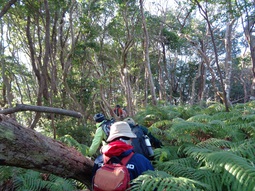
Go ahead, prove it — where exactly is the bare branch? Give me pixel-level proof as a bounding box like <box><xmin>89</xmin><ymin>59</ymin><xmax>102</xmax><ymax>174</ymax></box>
<box><xmin>0</xmin><ymin>104</ymin><xmax>82</xmax><ymax>118</ymax></box>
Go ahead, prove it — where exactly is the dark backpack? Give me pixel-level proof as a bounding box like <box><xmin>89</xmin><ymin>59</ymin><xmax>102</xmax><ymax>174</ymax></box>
<box><xmin>131</xmin><ymin>126</ymin><xmax>151</xmax><ymax>159</ymax></box>
<box><xmin>100</xmin><ymin>119</ymin><xmax>115</xmax><ymax>139</ymax></box>
<box><xmin>93</xmin><ymin>152</ymin><xmax>134</xmax><ymax>191</ymax></box>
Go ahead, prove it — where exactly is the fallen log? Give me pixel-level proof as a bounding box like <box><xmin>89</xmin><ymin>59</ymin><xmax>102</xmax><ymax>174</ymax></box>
<box><xmin>0</xmin><ymin>114</ymin><xmax>93</xmax><ymax>189</ymax></box>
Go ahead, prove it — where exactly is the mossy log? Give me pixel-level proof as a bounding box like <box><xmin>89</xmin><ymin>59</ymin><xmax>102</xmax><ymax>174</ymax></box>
<box><xmin>0</xmin><ymin>114</ymin><xmax>93</xmax><ymax>189</ymax></box>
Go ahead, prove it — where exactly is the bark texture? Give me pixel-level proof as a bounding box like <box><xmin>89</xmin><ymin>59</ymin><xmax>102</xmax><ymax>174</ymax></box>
<box><xmin>0</xmin><ymin>114</ymin><xmax>93</xmax><ymax>188</ymax></box>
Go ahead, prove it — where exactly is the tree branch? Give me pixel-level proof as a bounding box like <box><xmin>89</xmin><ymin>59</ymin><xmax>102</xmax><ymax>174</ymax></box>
<box><xmin>0</xmin><ymin>104</ymin><xmax>82</xmax><ymax>118</ymax></box>
<box><xmin>0</xmin><ymin>0</ymin><xmax>18</xmax><ymax>19</ymax></box>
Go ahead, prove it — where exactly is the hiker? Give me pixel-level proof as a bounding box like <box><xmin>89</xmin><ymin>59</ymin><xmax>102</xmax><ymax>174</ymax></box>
<box><xmin>124</xmin><ymin>117</ymin><xmax>163</xmax><ymax>159</ymax></box>
<box><xmin>122</xmin><ymin>107</ymin><xmax>128</xmax><ymax>118</ymax></box>
<box><xmin>88</xmin><ymin>113</ymin><xmax>109</xmax><ymax>157</ymax></box>
<box><xmin>92</xmin><ymin>121</ymin><xmax>154</xmax><ymax>187</ymax></box>
<box><xmin>113</xmin><ymin>104</ymin><xmax>124</xmax><ymax>119</ymax></box>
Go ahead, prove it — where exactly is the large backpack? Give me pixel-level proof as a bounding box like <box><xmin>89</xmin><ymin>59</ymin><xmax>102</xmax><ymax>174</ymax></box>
<box><xmin>93</xmin><ymin>152</ymin><xmax>134</xmax><ymax>191</ymax></box>
<box><xmin>100</xmin><ymin>119</ymin><xmax>115</xmax><ymax>140</ymax></box>
<box><xmin>131</xmin><ymin>126</ymin><xmax>151</xmax><ymax>158</ymax></box>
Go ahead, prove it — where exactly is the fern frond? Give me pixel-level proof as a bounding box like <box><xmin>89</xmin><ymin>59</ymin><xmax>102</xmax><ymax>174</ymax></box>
<box><xmin>153</xmin><ymin>146</ymin><xmax>179</xmax><ymax>162</ymax></box>
<box><xmin>222</xmin><ymin>125</ymin><xmax>247</xmax><ymax>142</ymax></box>
<box><xmin>234</xmin><ymin>122</ymin><xmax>255</xmax><ymax>138</ymax></box>
<box><xmin>0</xmin><ymin>166</ymin><xmax>17</xmax><ymax>183</ymax></box>
<box><xmin>157</xmin><ymin>160</ymin><xmax>200</xmax><ymax>180</ymax></box>
<box><xmin>187</xmin><ymin>114</ymin><xmax>213</xmax><ymax>123</ymax></box>
<box><xmin>230</xmin><ymin>139</ymin><xmax>255</xmax><ymax>160</ymax></box>
<box><xmin>196</xmin><ymin>167</ymin><xmax>223</xmax><ymax>191</ymax></box>
<box><xmin>208</xmin><ymin>120</ymin><xmax>225</xmax><ymax>128</ymax></box>
<box><xmin>156</xmin><ymin>157</ymin><xmax>198</xmax><ymax>170</ymax></box>
<box><xmin>150</xmin><ymin>120</ymin><xmax>173</xmax><ymax>130</ymax></box>
<box><xmin>185</xmin><ymin>147</ymin><xmax>255</xmax><ymax>191</ymax></box>
<box><xmin>48</xmin><ymin>174</ymin><xmax>76</xmax><ymax>191</ymax></box>
<box><xmin>58</xmin><ymin>135</ymin><xmax>88</xmax><ymax>155</ymax></box>
<box><xmin>172</xmin><ymin>117</ymin><xmax>185</xmax><ymax>123</ymax></box>
<box><xmin>174</xmin><ymin>105</ymin><xmax>202</xmax><ymax>120</ymax></box>
<box><xmin>204</xmin><ymin>103</ymin><xmax>225</xmax><ymax>114</ymax></box>
<box><xmin>210</xmin><ymin>111</ymin><xmax>240</xmax><ymax>122</ymax></box>
<box><xmin>241</xmin><ymin>114</ymin><xmax>255</xmax><ymax>122</ymax></box>
<box><xmin>130</xmin><ymin>170</ymin><xmax>211</xmax><ymax>191</ymax></box>
<box><xmin>196</xmin><ymin>138</ymin><xmax>232</xmax><ymax>150</ymax></box>
<box><xmin>13</xmin><ymin>169</ymin><xmax>76</xmax><ymax>191</ymax></box>
<box><xmin>245</xmin><ymin>100</ymin><xmax>255</xmax><ymax>108</ymax></box>
<box><xmin>135</xmin><ymin>105</ymin><xmax>182</xmax><ymax>126</ymax></box>
<box><xmin>167</xmin><ymin>121</ymin><xmax>211</xmax><ymax>144</ymax></box>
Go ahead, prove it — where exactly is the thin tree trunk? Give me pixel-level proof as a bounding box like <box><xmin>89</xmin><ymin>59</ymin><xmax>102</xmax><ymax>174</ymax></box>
<box><xmin>1</xmin><ymin>21</ymin><xmax>14</xmax><ymax>109</ymax></box>
<box><xmin>120</xmin><ymin>39</ymin><xmax>135</xmax><ymax>117</ymax></box>
<box><xmin>139</xmin><ymin>0</ymin><xmax>157</xmax><ymax>106</ymax></box>
<box><xmin>26</xmin><ymin>16</ymin><xmax>42</xmax><ymax>129</ymax></box>
<box><xmin>243</xmin><ymin>11</ymin><xmax>255</xmax><ymax>100</ymax></box>
<box><xmin>190</xmin><ymin>62</ymin><xmax>202</xmax><ymax>105</ymax></box>
<box><xmin>195</xmin><ymin>0</ymin><xmax>229</xmax><ymax>111</ymax></box>
<box><xmin>224</xmin><ymin>0</ymin><xmax>235</xmax><ymax>107</ymax></box>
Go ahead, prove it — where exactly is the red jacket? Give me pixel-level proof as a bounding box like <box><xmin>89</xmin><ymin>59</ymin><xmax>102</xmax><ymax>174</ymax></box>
<box><xmin>114</xmin><ymin>107</ymin><xmax>123</xmax><ymax>116</ymax></box>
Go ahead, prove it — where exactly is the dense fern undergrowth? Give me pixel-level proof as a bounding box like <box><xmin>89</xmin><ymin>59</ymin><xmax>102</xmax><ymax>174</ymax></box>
<box><xmin>1</xmin><ymin>102</ymin><xmax>255</xmax><ymax>191</ymax></box>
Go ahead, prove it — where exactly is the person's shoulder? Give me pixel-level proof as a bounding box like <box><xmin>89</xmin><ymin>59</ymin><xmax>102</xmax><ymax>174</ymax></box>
<box><xmin>130</xmin><ymin>153</ymin><xmax>154</xmax><ymax>170</ymax></box>
<box><xmin>132</xmin><ymin>152</ymin><xmax>150</xmax><ymax>161</ymax></box>
<box><xmin>95</xmin><ymin>126</ymin><xmax>104</xmax><ymax>133</ymax></box>
<box><xmin>96</xmin><ymin>121</ymin><xmax>104</xmax><ymax>127</ymax></box>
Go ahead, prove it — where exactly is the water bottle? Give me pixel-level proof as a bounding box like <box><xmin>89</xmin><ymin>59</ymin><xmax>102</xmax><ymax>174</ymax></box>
<box><xmin>144</xmin><ymin>135</ymin><xmax>154</xmax><ymax>157</ymax></box>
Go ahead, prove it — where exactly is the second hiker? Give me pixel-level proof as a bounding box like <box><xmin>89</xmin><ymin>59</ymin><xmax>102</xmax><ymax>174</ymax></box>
<box><xmin>92</xmin><ymin>121</ymin><xmax>154</xmax><ymax>190</ymax></box>
<box><xmin>88</xmin><ymin>113</ymin><xmax>114</xmax><ymax>157</ymax></box>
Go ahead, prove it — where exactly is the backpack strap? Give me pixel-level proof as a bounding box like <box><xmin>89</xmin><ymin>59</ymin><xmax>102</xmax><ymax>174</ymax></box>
<box><xmin>120</xmin><ymin>152</ymin><xmax>134</xmax><ymax>165</ymax></box>
<box><xmin>103</xmin><ymin>152</ymin><xmax>134</xmax><ymax>165</ymax></box>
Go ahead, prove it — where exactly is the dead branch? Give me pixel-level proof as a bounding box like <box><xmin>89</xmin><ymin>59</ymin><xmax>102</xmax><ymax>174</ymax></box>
<box><xmin>0</xmin><ymin>104</ymin><xmax>82</xmax><ymax>118</ymax></box>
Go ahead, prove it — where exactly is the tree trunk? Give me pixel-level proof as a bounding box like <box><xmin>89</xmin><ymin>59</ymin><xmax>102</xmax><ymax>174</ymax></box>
<box><xmin>139</xmin><ymin>0</ymin><xmax>157</xmax><ymax>106</ymax></box>
<box><xmin>224</xmin><ymin>0</ymin><xmax>235</xmax><ymax>107</ymax></box>
<box><xmin>0</xmin><ymin>114</ymin><xmax>94</xmax><ymax>189</ymax></box>
<box><xmin>1</xmin><ymin>20</ymin><xmax>14</xmax><ymax>110</ymax></box>
<box><xmin>195</xmin><ymin>0</ymin><xmax>229</xmax><ymax>112</ymax></box>
<box><xmin>120</xmin><ymin>39</ymin><xmax>135</xmax><ymax>117</ymax></box>
<box><xmin>190</xmin><ymin>62</ymin><xmax>202</xmax><ymax>105</ymax></box>
<box><xmin>243</xmin><ymin>12</ymin><xmax>255</xmax><ymax>100</ymax></box>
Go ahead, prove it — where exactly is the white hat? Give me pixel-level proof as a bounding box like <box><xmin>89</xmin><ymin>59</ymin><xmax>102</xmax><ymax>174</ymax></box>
<box><xmin>107</xmin><ymin>121</ymin><xmax>137</xmax><ymax>142</ymax></box>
